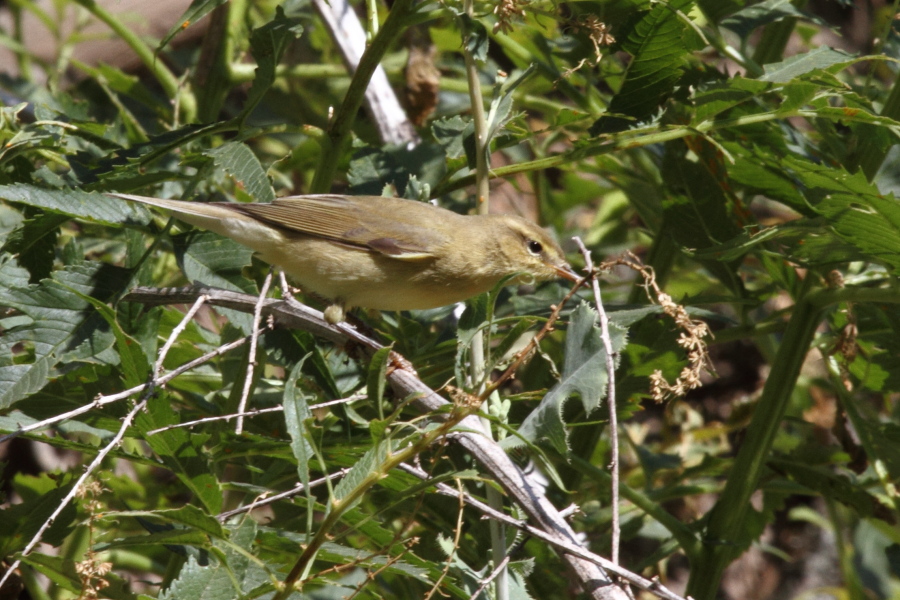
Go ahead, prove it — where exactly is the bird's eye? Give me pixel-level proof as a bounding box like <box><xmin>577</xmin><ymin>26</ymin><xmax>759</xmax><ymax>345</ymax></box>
<box><xmin>526</xmin><ymin>240</ymin><xmax>543</xmax><ymax>255</ymax></box>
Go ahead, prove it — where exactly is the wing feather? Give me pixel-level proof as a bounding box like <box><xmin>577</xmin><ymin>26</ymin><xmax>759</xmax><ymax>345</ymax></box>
<box><xmin>229</xmin><ymin>195</ymin><xmax>448</xmax><ymax>259</ymax></box>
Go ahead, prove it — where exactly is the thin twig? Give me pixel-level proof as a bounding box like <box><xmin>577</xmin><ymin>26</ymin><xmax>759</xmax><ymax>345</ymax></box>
<box><xmin>0</xmin><ymin>396</ymin><xmax>150</xmax><ymax>590</ymax></box>
<box><xmin>399</xmin><ymin>463</ymin><xmax>685</xmax><ymax>600</ymax></box>
<box><xmin>124</xmin><ymin>285</ymin><xmax>628</xmax><ymax>600</ymax></box>
<box><xmin>155</xmin><ymin>294</ymin><xmax>208</xmax><ymax>376</ymax></box>
<box><xmin>146</xmin><ymin>391</ymin><xmax>367</xmax><ymax>435</ymax></box>
<box><xmin>478</xmin><ymin>277</ymin><xmax>587</xmax><ymax>402</ymax></box>
<box><xmin>216</xmin><ymin>469</ymin><xmax>351</xmax><ymax>521</ymax></box>
<box><xmin>236</xmin><ymin>271</ymin><xmax>274</xmax><ymax>434</ymax></box>
<box><xmin>573</xmin><ymin>237</ymin><xmax>620</xmax><ymax>566</ymax></box>
<box><xmin>423</xmin><ymin>478</ymin><xmax>467</xmax><ymax>600</ymax></box>
<box><xmin>0</xmin><ymin>335</ymin><xmax>251</xmax><ymax>445</ymax></box>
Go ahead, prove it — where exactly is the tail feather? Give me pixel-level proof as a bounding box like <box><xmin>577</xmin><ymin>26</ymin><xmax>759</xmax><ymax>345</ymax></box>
<box><xmin>108</xmin><ymin>193</ymin><xmax>282</xmax><ymax>252</ymax></box>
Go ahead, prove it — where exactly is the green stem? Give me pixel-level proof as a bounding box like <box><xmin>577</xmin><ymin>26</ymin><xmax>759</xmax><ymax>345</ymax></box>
<box><xmin>461</xmin><ymin>5</ymin><xmax>508</xmax><ymax>598</ymax></box>
<box><xmin>230</xmin><ymin>63</ymin><xmax>347</xmax><ymax>83</ymax></box>
<box><xmin>685</xmin><ymin>291</ymin><xmax>824</xmax><ymax>599</ymax></box>
<box><xmin>433</xmin><ymin>108</ymin><xmax>882</xmax><ymax>196</ymax></box>
<box><xmin>72</xmin><ymin>0</ymin><xmax>196</xmax><ymax>122</ymax></box>
<box><xmin>309</xmin><ymin>0</ymin><xmax>416</xmax><ymax>193</ymax></box>
<box><xmin>272</xmin><ymin>405</ymin><xmax>478</xmax><ymax>600</ymax></box>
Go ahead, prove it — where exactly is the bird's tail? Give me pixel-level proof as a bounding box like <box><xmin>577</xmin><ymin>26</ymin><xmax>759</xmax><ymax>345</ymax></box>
<box><xmin>108</xmin><ymin>193</ymin><xmax>282</xmax><ymax>252</ymax></box>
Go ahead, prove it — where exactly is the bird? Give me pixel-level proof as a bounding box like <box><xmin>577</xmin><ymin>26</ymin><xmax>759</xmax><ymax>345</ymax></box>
<box><xmin>111</xmin><ymin>193</ymin><xmax>578</xmax><ymax>323</ymax></box>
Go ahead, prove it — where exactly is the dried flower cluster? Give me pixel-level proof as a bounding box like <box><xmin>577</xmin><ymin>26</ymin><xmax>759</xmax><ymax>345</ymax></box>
<box><xmin>607</xmin><ymin>253</ymin><xmax>712</xmax><ymax>402</ymax></box>
<box><xmin>75</xmin><ymin>480</ymin><xmax>113</xmax><ymax>599</ymax></box>
<box><xmin>580</xmin><ymin>15</ymin><xmax>615</xmax><ymax>57</ymax></box>
<box><xmin>493</xmin><ymin>0</ymin><xmax>529</xmax><ymax>34</ymax></box>
<box><xmin>648</xmin><ymin>290</ymin><xmax>713</xmax><ymax>402</ymax></box>
<box><xmin>558</xmin><ymin>16</ymin><xmax>614</xmax><ymax>81</ymax></box>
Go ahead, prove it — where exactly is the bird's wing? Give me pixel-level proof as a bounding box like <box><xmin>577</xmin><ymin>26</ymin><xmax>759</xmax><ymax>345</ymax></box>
<box><xmin>230</xmin><ymin>195</ymin><xmax>446</xmax><ymax>260</ymax></box>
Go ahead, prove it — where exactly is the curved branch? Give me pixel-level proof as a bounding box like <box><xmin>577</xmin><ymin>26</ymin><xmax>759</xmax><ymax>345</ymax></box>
<box><xmin>124</xmin><ymin>284</ymin><xmax>631</xmax><ymax>600</ymax></box>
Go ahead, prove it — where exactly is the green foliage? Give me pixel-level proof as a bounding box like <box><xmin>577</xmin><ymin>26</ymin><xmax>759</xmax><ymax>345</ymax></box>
<box><xmin>0</xmin><ymin>0</ymin><xmax>899</xmax><ymax>599</ymax></box>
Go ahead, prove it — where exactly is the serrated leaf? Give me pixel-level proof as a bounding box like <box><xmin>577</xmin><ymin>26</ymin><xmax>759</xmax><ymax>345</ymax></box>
<box><xmin>366</xmin><ymin>346</ymin><xmax>393</xmax><ymax>409</ymax></box>
<box><xmin>769</xmin><ymin>459</ymin><xmax>874</xmax><ymax>516</ymax></box>
<box><xmin>174</xmin><ymin>232</ymin><xmax>256</xmax><ymax>293</ymax></box>
<box><xmin>692</xmin><ymin>78</ymin><xmax>771</xmax><ymax>123</ymax></box>
<box><xmin>70</xmin><ymin>291</ymin><xmax>150</xmax><ymax>388</ymax></box>
<box><xmin>0</xmin><ymin>473</ymin><xmax>78</xmax><ymax>557</ymax></box>
<box><xmin>0</xmin><ymin>184</ymin><xmax>151</xmax><ymax>227</ymax></box>
<box><xmin>101</xmin><ymin>528</ymin><xmax>213</xmax><ymax>549</ymax></box>
<box><xmin>760</xmin><ymin>47</ymin><xmax>856</xmax><ymax>83</ymax></box>
<box><xmin>0</xmin><ymin>260</ymin><xmax>131</xmax><ymax>408</ymax></box>
<box><xmin>205</xmin><ymin>142</ymin><xmax>275</xmax><ymax>203</ymax></box>
<box><xmin>784</xmin><ymin>158</ymin><xmax>900</xmax><ymax>273</ymax></box>
<box><xmin>332</xmin><ymin>440</ymin><xmax>391</xmax><ymax>506</ymax></box>
<box><xmin>0</xmin><ymin>211</ymin><xmax>67</xmax><ymax>283</ymax></box>
<box><xmin>431</xmin><ymin>116</ymin><xmax>470</xmax><ymax>160</ymax></box>
<box><xmin>506</xmin><ymin>303</ymin><xmax>628</xmax><ymax>454</ymax></box>
<box><xmin>348</xmin><ymin>143</ymin><xmax>446</xmax><ymax>196</ymax></box>
<box><xmin>137</xmin><ymin>395</ymin><xmax>223</xmax><ymax>514</ymax></box>
<box><xmin>460</xmin><ymin>14</ymin><xmax>489</xmax><ymax>63</ymax></box>
<box><xmin>485</xmin><ymin>66</ymin><xmax>536</xmax><ymax>151</ymax></box>
<box><xmin>242</xmin><ymin>7</ymin><xmax>304</xmax><ymax>122</ymax></box>
<box><xmin>115</xmin><ymin>505</ymin><xmax>226</xmax><ymax>538</ymax></box>
<box><xmin>591</xmin><ymin>0</ymin><xmax>693</xmax><ymax>133</ymax></box>
<box><xmin>283</xmin><ymin>357</ymin><xmax>314</xmax><ymax>488</ymax></box>
<box><xmin>18</xmin><ymin>553</ymin><xmax>81</xmax><ymax>593</ymax></box>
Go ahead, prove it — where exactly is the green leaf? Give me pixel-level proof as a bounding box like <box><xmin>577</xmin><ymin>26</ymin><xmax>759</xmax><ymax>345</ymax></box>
<box><xmin>101</xmin><ymin>528</ymin><xmax>213</xmax><ymax>549</ymax></box>
<box><xmin>174</xmin><ymin>231</ymin><xmax>256</xmax><ymax>293</ymax></box>
<box><xmin>455</xmin><ymin>293</ymin><xmax>490</xmax><ymax>388</ymax></box>
<box><xmin>769</xmin><ymin>459</ymin><xmax>874</xmax><ymax>516</ymax></box>
<box><xmin>0</xmin><ymin>259</ymin><xmax>131</xmax><ymax>409</ymax></box>
<box><xmin>157</xmin><ymin>0</ymin><xmax>229</xmax><ymax>52</ymax></box>
<box><xmin>0</xmin><ymin>473</ymin><xmax>77</xmax><ymax>557</ymax></box>
<box><xmin>242</xmin><ymin>7</ymin><xmax>304</xmax><ymax>122</ymax></box>
<box><xmin>506</xmin><ymin>302</ymin><xmax>628</xmax><ymax>454</ymax></box>
<box><xmin>332</xmin><ymin>440</ymin><xmax>390</xmax><ymax>506</ymax></box>
<box><xmin>0</xmin><ymin>184</ymin><xmax>151</xmax><ymax>227</ymax></box>
<box><xmin>431</xmin><ymin>116</ymin><xmax>470</xmax><ymax>160</ymax></box>
<box><xmin>785</xmin><ymin>158</ymin><xmax>900</xmax><ymax>273</ymax></box>
<box><xmin>66</xmin><ymin>287</ymin><xmax>150</xmax><ymax>388</ymax></box>
<box><xmin>485</xmin><ymin>66</ymin><xmax>537</xmax><ymax>152</ymax></box>
<box><xmin>348</xmin><ymin>143</ymin><xmax>446</xmax><ymax>196</ymax></box>
<box><xmin>460</xmin><ymin>14</ymin><xmax>489</xmax><ymax>63</ymax></box>
<box><xmin>0</xmin><ymin>211</ymin><xmax>67</xmax><ymax>283</ymax></box>
<box><xmin>760</xmin><ymin>46</ymin><xmax>857</xmax><ymax>83</ymax></box>
<box><xmin>283</xmin><ymin>357</ymin><xmax>314</xmax><ymax>488</ymax></box>
<box><xmin>591</xmin><ymin>0</ymin><xmax>694</xmax><ymax>133</ymax></box>
<box><xmin>720</xmin><ymin>0</ymin><xmax>807</xmax><ymax>39</ymax></box>
<box><xmin>366</xmin><ymin>346</ymin><xmax>393</xmax><ymax>411</ymax></box>
<box><xmin>205</xmin><ymin>142</ymin><xmax>275</xmax><ymax>204</ymax></box>
<box><xmin>692</xmin><ymin>78</ymin><xmax>771</xmax><ymax>124</ymax></box>
<box><xmin>136</xmin><ymin>395</ymin><xmax>223</xmax><ymax>514</ymax></box>
<box><xmin>695</xmin><ymin>0</ymin><xmax>743</xmax><ymax>24</ymax></box>
<box><xmin>115</xmin><ymin>505</ymin><xmax>226</xmax><ymax>538</ymax></box>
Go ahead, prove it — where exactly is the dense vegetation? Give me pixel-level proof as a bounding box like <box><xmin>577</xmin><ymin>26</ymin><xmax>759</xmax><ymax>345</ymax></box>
<box><xmin>1</xmin><ymin>0</ymin><xmax>899</xmax><ymax>598</ymax></box>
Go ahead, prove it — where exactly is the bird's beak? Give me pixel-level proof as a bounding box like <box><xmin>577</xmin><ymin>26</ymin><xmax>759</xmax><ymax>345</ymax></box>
<box><xmin>555</xmin><ymin>263</ymin><xmax>582</xmax><ymax>283</ymax></box>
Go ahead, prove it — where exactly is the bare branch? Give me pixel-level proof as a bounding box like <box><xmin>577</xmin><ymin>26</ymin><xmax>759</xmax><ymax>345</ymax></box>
<box><xmin>398</xmin><ymin>464</ymin><xmax>687</xmax><ymax>600</ymax></box>
<box><xmin>123</xmin><ymin>284</ymin><xmax>629</xmax><ymax>600</ymax></box>
<box><xmin>573</xmin><ymin>236</ymin><xmax>620</xmax><ymax>566</ymax></box>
